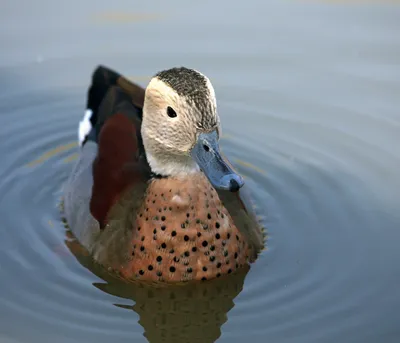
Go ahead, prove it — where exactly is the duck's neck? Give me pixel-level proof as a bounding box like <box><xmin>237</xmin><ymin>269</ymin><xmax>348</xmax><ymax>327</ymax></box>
<box><xmin>145</xmin><ymin>150</ymin><xmax>200</xmax><ymax>178</ymax></box>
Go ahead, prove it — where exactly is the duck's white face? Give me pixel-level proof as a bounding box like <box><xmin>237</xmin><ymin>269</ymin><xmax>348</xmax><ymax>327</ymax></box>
<box><xmin>141</xmin><ymin>67</ymin><xmax>244</xmax><ymax>192</ymax></box>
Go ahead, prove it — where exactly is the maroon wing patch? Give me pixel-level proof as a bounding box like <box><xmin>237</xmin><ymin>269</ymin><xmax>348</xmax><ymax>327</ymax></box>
<box><xmin>90</xmin><ymin>113</ymin><xmax>141</xmax><ymax>227</ymax></box>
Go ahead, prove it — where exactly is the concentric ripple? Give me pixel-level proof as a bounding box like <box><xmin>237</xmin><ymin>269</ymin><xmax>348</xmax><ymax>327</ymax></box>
<box><xmin>1</xmin><ymin>1</ymin><xmax>400</xmax><ymax>343</ymax></box>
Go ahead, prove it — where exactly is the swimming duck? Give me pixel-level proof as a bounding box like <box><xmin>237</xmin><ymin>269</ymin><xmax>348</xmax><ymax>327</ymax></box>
<box><xmin>63</xmin><ymin>65</ymin><xmax>264</xmax><ymax>283</ymax></box>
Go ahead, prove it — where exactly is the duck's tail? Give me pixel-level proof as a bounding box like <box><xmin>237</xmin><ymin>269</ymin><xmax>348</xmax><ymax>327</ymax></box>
<box><xmin>78</xmin><ymin>65</ymin><xmax>121</xmax><ymax>146</ymax></box>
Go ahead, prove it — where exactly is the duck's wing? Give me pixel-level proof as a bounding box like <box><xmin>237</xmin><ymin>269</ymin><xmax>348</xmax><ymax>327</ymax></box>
<box><xmin>84</xmin><ymin>66</ymin><xmax>151</xmax><ymax>228</ymax></box>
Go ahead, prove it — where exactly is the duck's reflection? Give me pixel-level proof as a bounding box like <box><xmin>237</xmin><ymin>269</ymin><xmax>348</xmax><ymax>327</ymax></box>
<box><xmin>66</xmin><ymin>231</ymin><xmax>249</xmax><ymax>343</ymax></box>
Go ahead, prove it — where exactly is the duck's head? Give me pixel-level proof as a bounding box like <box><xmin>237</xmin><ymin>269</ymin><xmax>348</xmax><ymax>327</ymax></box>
<box><xmin>141</xmin><ymin>67</ymin><xmax>244</xmax><ymax>192</ymax></box>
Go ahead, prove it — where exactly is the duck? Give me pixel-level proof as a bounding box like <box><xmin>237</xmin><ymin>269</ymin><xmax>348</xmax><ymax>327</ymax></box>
<box><xmin>62</xmin><ymin>65</ymin><xmax>264</xmax><ymax>283</ymax></box>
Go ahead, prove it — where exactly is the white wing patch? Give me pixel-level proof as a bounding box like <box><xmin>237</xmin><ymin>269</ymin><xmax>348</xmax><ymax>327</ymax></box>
<box><xmin>78</xmin><ymin>109</ymin><xmax>93</xmax><ymax>146</ymax></box>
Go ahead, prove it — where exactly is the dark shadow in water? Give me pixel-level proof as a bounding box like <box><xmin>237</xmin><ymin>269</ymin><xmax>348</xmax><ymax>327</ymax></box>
<box><xmin>65</xmin><ymin>230</ymin><xmax>250</xmax><ymax>343</ymax></box>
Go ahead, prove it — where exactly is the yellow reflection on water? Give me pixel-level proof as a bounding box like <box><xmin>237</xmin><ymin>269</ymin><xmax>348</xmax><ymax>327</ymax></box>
<box><xmin>26</xmin><ymin>142</ymin><xmax>78</xmax><ymax>167</ymax></box>
<box><xmin>63</xmin><ymin>153</ymin><xmax>79</xmax><ymax>164</ymax></box>
<box><xmin>235</xmin><ymin>159</ymin><xmax>267</xmax><ymax>175</ymax></box>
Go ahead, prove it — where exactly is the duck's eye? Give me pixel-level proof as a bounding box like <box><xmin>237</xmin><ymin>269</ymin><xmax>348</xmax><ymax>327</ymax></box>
<box><xmin>167</xmin><ymin>106</ymin><xmax>177</xmax><ymax>118</ymax></box>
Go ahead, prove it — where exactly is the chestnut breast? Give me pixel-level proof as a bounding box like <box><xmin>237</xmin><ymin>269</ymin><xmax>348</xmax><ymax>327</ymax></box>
<box><xmin>122</xmin><ymin>173</ymin><xmax>251</xmax><ymax>282</ymax></box>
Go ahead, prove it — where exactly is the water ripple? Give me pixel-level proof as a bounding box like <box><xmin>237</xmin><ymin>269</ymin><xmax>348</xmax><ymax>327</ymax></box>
<box><xmin>1</xmin><ymin>4</ymin><xmax>400</xmax><ymax>339</ymax></box>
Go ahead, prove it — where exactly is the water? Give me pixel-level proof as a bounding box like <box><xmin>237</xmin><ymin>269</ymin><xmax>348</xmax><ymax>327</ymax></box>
<box><xmin>1</xmin><ymin>0</ymin><xmax>400</xmax><ymax>342</ymax></box>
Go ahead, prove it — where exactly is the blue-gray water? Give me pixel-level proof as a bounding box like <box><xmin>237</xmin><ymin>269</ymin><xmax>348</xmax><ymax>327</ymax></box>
<box><xmin>1</xmin><ymin>0</ymin><xmax>400</xmax><ymax>342</ymax></box>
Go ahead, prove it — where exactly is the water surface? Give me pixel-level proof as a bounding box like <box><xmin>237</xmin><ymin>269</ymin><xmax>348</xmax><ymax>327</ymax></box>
<box><xmin>1</xmin><ymin>0</ymin><xmax>400</xmax><ymax>342</ymax></box>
